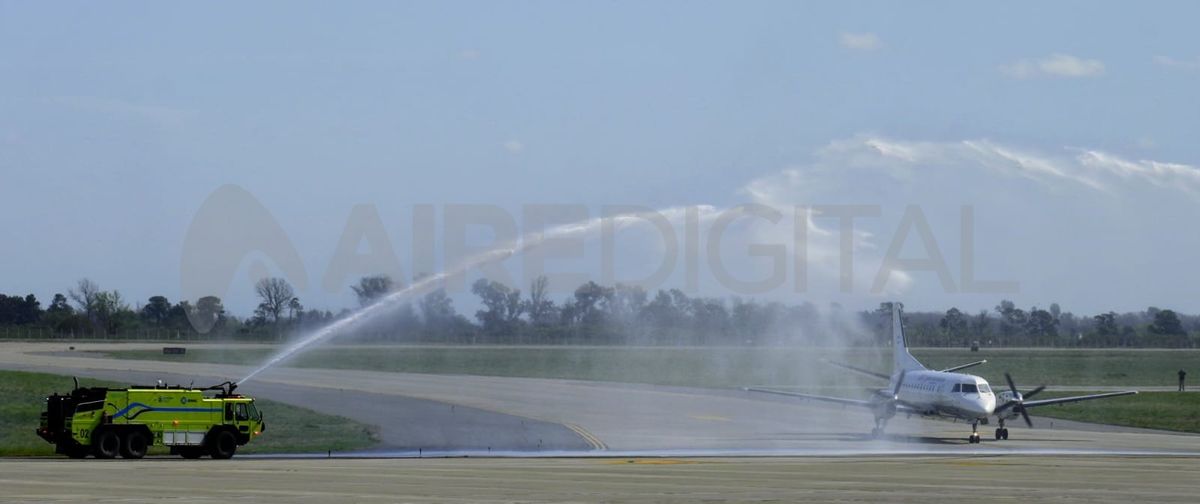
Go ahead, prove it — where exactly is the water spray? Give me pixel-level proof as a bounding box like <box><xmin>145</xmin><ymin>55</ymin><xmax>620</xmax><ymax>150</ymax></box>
<box><xmin>238</xmin><ymin>205</ymin><xmax>720</xmax><ymax>384</ymax></box>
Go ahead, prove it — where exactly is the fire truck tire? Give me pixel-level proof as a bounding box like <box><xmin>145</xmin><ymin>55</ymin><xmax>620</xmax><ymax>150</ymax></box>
<box><xmin>120</xmin><ymin>430</ymin><xmax>149</xmax><ymax>459</ymax></box>
<box><xmin>92</xmin><ymin>429</ymin><xmax>120</xmax><ymax>459</ymax></box>
<box><xmin>208</xmin><ymin>429</ymin><xmax>238</xmax><ymax>459</ymax></box>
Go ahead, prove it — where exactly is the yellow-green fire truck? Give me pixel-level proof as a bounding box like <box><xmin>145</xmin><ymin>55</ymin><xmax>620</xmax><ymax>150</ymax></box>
<box><xmin>37</xmin><ymin>381</ymin><xmax>264</xmax><ymax>459</ymax></box>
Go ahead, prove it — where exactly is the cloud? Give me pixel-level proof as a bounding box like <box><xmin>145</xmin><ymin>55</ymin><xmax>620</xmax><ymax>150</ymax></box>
<box><xmin>1153</xmin><ymin>55</ymin><xmax>1200</xmax><ymax>71</ymax></box>
<box><xmin>808</xmin><ymin>135</ymin><xmax>1200</xmax><ymax>195</ymax></box>
<box><xmin>1000</xmin><ymin>54</ymin><xmax>1105</xmax><ymax>79</ymax></box>
<box><xmin>737</xmin><ymin>134</ymin><xmax>1200</xmax><ymax>308</ymax></box>
<box><xmin>502</xmin><ymin>140</ymin><xmax>524</xmax><ymax>154</ymax></box>
<box><xmin>839</xmin><ymin>32</ymin><xmax>881</xmax><ymax>51</ymax></box>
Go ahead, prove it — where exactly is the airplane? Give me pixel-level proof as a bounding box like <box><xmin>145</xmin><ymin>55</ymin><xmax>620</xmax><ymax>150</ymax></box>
<box><xmin>747</xmin><ymin>303</ymin><xmax>1138</xmax><ymax>443</ymax></box>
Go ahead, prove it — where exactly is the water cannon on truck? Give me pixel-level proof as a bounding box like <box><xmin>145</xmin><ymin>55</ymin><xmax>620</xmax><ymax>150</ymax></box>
<box><xmin>36</xmin><ymin>379</ymin><xmax>265</xmax><ymax>459</ymax></box>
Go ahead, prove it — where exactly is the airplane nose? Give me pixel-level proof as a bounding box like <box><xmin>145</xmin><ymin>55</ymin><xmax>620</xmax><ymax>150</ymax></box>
<box><xmin>976</xmin><ymin>396</ymin><xmax>995</xmax><ymax>416</ymax></box>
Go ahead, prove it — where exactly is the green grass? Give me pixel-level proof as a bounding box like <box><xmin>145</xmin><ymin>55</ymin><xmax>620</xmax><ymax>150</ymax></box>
<box><xmin>1032</xmin><ymin>391</ymin><xmax>1200</xmax><ymax>433</ymax></box>
<box><xmin>101</xmin><ymin>346</ymin><xmax>1200</xmax><ymax>389</ymax></box>
<box><xmin>0</xmin><ymin>370</ymin><xmax>377</xmax><ymax>456</ymax></box>
<box><xmin>103</xmin><ymin>346</ymin><xmax>892</xmax><ymax>391</ymax></box>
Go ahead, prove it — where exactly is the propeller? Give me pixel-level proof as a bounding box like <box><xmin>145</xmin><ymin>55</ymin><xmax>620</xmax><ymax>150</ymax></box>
<box><xmin>995</xmin><ymin>372</ymin><xmax>1046</xmax><ymax>427</ymax></box>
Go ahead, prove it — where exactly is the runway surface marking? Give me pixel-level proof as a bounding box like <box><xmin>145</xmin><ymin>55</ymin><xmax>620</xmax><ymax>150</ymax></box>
<box><xmin>564</xmin><ymin>423</ymin><xmax>608</xmax><ymax>450</ymax></box>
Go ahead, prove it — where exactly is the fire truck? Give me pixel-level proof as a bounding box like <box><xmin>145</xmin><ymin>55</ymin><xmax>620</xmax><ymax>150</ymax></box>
<box><xmin>37</xmin><ymin>380</ymin><xmax>264</xmax><ymax>459</ymax></box>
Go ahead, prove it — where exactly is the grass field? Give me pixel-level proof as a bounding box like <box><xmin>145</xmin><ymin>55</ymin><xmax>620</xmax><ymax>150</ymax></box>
<box><xmin>101</xmin><ymin>346</ymin><xmax>1198</xmax><ymax>389</ymax></box>
<box><xmin>1032</xmin><ymin>391</ymin><xmax>1200</xmax><ymax>433</ymax></box>
<box><xmin>0</xmin><ymin>370</ymin><xmax>378</xmax><ymax>456</ymax></box>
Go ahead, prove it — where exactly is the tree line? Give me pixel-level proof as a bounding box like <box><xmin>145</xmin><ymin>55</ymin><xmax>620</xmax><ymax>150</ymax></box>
<box><xmin>1</xmin><ymin>277</ymin><xmax>1198</xmax><ymax>347</ymax></box>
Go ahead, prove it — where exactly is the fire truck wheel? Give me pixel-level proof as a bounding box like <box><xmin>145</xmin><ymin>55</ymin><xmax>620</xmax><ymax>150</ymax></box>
<box><xmin>120</xmin><ymin>430</ymin><xmax>149</xmax><ymax>459</ymax></box>
<box><xmin>208</xmin><ymin>429</ymin><xmax>238</xmax><ymax>459</ymax></box>
<box><xmin>92</xmin><ymin>429</ymin><xmax>120</xmax><ymax>459</ymax></box>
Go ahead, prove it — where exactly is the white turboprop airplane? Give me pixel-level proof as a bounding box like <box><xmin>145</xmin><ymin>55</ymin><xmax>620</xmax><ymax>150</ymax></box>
<box><xmin>748</xmin><ymin>304</ymin><xmax>1138</xmax><ymax>443</ymax></box>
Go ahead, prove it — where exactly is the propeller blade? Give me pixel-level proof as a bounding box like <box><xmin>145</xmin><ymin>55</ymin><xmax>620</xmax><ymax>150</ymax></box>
<box><xmin>1023</xmin><ymin>385</ymin><xmax>1047</xmax><ymax>400</ymax></box>
<box><xmin>1004</xmin><ymin>372</ymin><xmax>1020</xmax><ymax>398</ymax></box>
<box><xmin>892</xmin><ymin>370</ymin><xmax>906</xmax><ymax>399</ymax></box>
<box><xmin>994</xmin><ymin>400</ymin><xmax>1016</xmax><ymax>414</ymax></box>
<box><xmin>1020</xmin><ymin>407</ymin><xmax>1033</xmax><ymax>428</ymax></box>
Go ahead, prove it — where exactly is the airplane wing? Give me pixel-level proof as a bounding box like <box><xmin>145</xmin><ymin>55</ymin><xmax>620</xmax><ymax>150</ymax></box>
<box><xmin>939</xmin><ymin>359</ymin><xmax>987</xmax><ymax>373</ymax></box>
<box><xmin>819</xmin><ymin>359</ymin><xmax>890</xmax><ymax>381</ymax></box>
<box><xmin>744</xmin><ymin>387</ymin><xmax>874</xmax><ymax>407</ymax></box>
<box><xmin>1020</xmin><ymin>390</ymin><xmax>1138</xmax><ymax>409</ymax></box>
<box><xmin>743</xmin><ymin>387</ymin><xmax>922</xmax><ymax>415</ymax></box>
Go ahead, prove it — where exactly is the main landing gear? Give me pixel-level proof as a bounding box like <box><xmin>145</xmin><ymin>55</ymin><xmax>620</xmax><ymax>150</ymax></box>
<box><xmin>870</xmin><ymin>416</ymin><xmax>889</xmax><ymax>438</ymax></box>
<box><xmin>994</xmin><ymin>418</ymin><xmax>1010</xmax><ymax>440</ymax></box>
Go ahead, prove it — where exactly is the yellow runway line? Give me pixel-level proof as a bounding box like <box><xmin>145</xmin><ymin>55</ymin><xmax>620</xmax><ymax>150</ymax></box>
<box><xmin>565</xmin><ymin>423</ymin><xmax>608</xmax><ymax>450</ymax></box>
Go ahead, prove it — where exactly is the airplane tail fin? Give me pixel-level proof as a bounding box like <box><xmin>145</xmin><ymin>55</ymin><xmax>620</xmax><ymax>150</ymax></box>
<box><xmin>890</xmin><ymin>303</ymin><xmax>927</xmax><ymax>373</ymax></box>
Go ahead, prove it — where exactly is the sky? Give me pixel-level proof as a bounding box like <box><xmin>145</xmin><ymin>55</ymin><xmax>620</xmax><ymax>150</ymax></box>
<box><xmin>1</xmin><ymin>1</ymin><xmax>1199</xmax><ymax>316</ymax></box>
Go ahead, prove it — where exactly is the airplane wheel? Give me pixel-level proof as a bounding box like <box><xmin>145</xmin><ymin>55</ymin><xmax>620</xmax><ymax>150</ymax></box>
<box><xmin>995</xmin><ymin>428</ymin><xmax>1003</xmax><ymax>440</ymax></box>
<box><xmin>1001</xmin><ymin>428</ymin><xmax>1009</xmax><ymax>440</ymax></box>
<box><xmin>870</xmin><ymin>428</ymin><xmax>880</xmax><ymax>438</ymax></box>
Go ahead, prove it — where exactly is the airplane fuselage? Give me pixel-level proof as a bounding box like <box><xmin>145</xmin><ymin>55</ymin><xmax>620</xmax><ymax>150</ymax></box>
<box><xmin>892</xmin><ymin>370</ymin><xmax>997</xmax><ymax>422</ymax></box>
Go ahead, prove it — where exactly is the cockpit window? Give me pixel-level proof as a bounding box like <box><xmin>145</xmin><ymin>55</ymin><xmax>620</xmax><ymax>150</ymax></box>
<box><xmin>978</xmin><ymin>384</ymin><xmax>991</xmax><ymax>394</ymax></box>
<box><xmin>960</xmin><ymin>384</ymin><xmax>978</xmax><ymax>394</ymax></box>
<box><xmin>951</xmin><ymin>384</ymin><xmax>961</xmax><ymax>392</ymax></box>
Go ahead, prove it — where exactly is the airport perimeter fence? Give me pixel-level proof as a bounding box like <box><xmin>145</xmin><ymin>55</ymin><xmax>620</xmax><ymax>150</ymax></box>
<box><xmin>0</xmin><ymin>325</ymin><xmax>288</xmax><ymax>343</ymax></box>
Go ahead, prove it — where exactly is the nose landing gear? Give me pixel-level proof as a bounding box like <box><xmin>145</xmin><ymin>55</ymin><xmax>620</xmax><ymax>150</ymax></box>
<box><xmin>968</xmin><ymin>421</ymin><xmax>981</xmax><ymax>444</ymax></box>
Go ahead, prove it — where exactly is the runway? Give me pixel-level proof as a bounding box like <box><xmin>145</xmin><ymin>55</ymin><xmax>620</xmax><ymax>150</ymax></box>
<box><xmin>2</xmin><ymin>342</ymin><xmax>1199</xmax><ymax>456</ymax></box>
<box><xmin>2</xmin><ymin>455</ymin><xmax>1198</xmax><ymax>503</ymax></box>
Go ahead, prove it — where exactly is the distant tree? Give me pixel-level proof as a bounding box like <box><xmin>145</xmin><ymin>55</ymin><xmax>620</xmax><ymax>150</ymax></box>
<box><xmin>47</xmin><ymin>293</ymin><xmax>72</xmax><ymax>315</ymax></box>
<box><xmin>195</xmin><ymin>296</ymin><xmax>226</xmax><ymax>330</ymax></box>
<box><xmin>418</xmin><ymin>289</ymin><xmax>456</xmax><ymax>327</ymax></box>
<box><xmin>254</xmin><ymin>277</ymin><xmax>295</xmax><ymax>324</ymax></box>
<box><xmin>417</xmin><ymin>288</ymin><xmax>472</xmax><ymax>342</ymax></box>
<box><xmin>970</xmin><ymin>310</ymin><xmax>991</xmax><ymax>344</ymax></box>
<box><xmin>42</xmin><ymin>293</ymin><xmax>76</xmax><ymax>331</ymax></box>
<box><xmin>995</xmin><ymin>300</ymin><xmax>1028</xmax><ymax>345</ymax></box>
<box><xmin>141</xmin><ymin>296</ymin><xmax>172</xmax><ymax>326</ymax></box>
<box><xmin>92</xmin><ymin>291</ymin><xmax>132</xmax><ymax>334</ymax></box>
<box><xmin>69</xmin><ymin>278</ymin><xmax>101</xmax><ymax>321</ymax></box>
<box><xmin>939</xmin><ymin>307</ymin><xmax>969</xmax><ymax>347</ymax></box>
<box><xmin>167</xmin><ymin>301</ymin><xmax>193</xmax><ymax>331</ymax></box>
<box><xmin>1093</xmin><ymin>312</ymin><xmax>1119</xmax><ymax>346</ymax></box>
<box><xmin>640</xmin><ymin>290</ymin><xmax>685</xmax><ymax>344</ymax></box>
<box><xmin>287</xmin><ymin>297</ymin><xmax>303</xmax><ymax>321</ymax></box>
<box><xmin>1026</xmin><ymin>308</ymin><xmax>1058</xmax><ymax>346</ymax></box>
<box><xmin>471</xmin><ymin>279</ymin><xmax>523</xmax><ymax>336</ymax></box>
<box><xmin>568</xmin><ymin>281</ymin><xmax>614</xmax><ymax>335</ymax></box>
<box><xmin>351</xmin><ymin>275</ymin><xmax>394</xmax><ymax>308</ymax></box>
<box><xmin>732</xmin><ymin>298</ymin><xmax>774</xmax><ymax>345</ymax></box>
<box><xmin>690</xmin><ymin>297</ymin><xmax>731</xmax><ymax>345</ymax></box>
<box><xmin>1150</xmin><ymin>309</ymin><xmax>1185</xmax><ymax>336</ymax></box>
<box><xmin>1119</xmin><ymin>325</ymin><xmax>1138</xmax><ymax>347</ymax></box>
<box><xmin>0</xmin><ymin>294</ymin><xmax>41</xmax><ymax>325</ymax></box>
<box><xmin>523</xmin><ymin>276</ymin><xmax>557</xmax><ymax>327</ymax></box>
